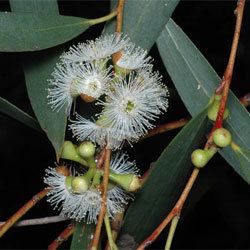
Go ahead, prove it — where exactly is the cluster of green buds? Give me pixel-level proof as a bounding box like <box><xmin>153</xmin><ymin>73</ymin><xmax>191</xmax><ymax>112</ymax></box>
<box><xmin>60</xmin><ymin>141</ymin><xmax>141</xmax><ymax>193</ymax></box>
<box><xmin>191</xmin><ymin>93</ymin><xmax>233</xmax><ymax>169</ymax></box>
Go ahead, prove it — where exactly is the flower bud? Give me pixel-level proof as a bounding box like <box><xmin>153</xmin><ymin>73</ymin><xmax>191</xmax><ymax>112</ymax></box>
<box><xmin>60</xmin><ymin>141</ymin><xmax>87</xmax><ymax>166</ymax></box>
<box><xmin>77</xmin><ymin>141</ymin><xmax>96</xmax><ymax>159</ymax></box>
<box><xmin>191</xmin><ymin>149</ymin><xmax>208</xmax><ymax>168</ymax></box>
<box><xmin>71</xmin><ymin>176</ymin><xmax>89</xmax><ymax>194</ymax></box>
<box><xmin>108</xmin><ymin>172</ymin><xmax>141</xmax><ymax>192</ymax></box>
<box><xmin>213</xmin><ymin>128</ymin><xmax>232</xmax><ymax>147</ymax></box>
<box><xmin>207</xmin><ymin>95</ymin><xmax>229</xmax><ymax>121</ymax></box>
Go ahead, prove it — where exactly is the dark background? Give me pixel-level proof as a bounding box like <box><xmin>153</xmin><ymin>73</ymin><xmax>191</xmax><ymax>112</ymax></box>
<box><xmin>0</xmin><ymin>0</ymin><xmax>250</xmax><ymax>249</ymax></box>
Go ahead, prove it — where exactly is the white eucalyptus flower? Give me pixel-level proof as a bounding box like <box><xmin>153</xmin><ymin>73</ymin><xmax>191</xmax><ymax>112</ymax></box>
<box><xmin>98</xmin><ymin>72</ymin><xmax>168</xmax><ymax>142</ymax></box>
<box><xmin>45</xmin><ymin>153</ymin><xmax>137</xmax><ymax>223</ymax></box>
<box><xmin>44</xmin><ymin>167</ymin><xmax>71</xmax><ymax>210</ymax></box>
<box><xmin>137</xmin><ymin>68</ymin><xmax>169</xmax><ymax>113</ymax></box>
<box><xmin>69</xmin><ymin>114</ymin><xmax>106</xmax><ymax>147</ymax></box>
<box><xmin>61</xmin><ymin>33</ymin><xmax>130</xmax><ymax>63</ymax></box>
<box><xmin>116</xmin><ymin>43</ymin><xmax>152</xmax><ymax>70</ymax></box>
<box><xmin>47</xmin><ymin>61</ymin><xmax>112</xmax><ymax>115</ymax></box>
<box><xmin>69</xmin><ymin>113</ymin><xmax>123</xmax><ymax>150</ymax></box>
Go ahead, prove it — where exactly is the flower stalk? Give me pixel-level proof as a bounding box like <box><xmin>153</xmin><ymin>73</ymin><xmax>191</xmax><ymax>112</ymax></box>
<box><xmin>91</xmin><ymin>148</ymin><xmax>111</xmax><ymax>250</ymax></box>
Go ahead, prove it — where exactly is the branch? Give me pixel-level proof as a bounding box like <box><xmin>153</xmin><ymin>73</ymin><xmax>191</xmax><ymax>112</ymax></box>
<box><xmin>142</xmin><ymin>118</ymin><xmax>189</xmax><ymax>140</ymax></box>
<box><xmin>91</xmin><ymin>148</ymin><xmax>111</xmax><ymax>250</ymax></box>
<box><xmin>48</xmin><ymin>223</ymin><xmax>75</xmax><ymax>250</ymax></box>
<box><xmin>214</xmin><ymin>0</ymin><xmax>246</xmax><ymax>128</ymax></box>
<box><xmin>115</xmin><ymin>0</ymin><xmax>125</xmax><ymax>33</ymax></box>
<box><xmin>165</xmin><ymin>215</ymin><xmax>180</xmax><ymax>250</ymax></box>
<box><xmin>112</xmin><ymin>0</ymin><xmax>125</xmax><ymax>64</ymax></box>
<box><xmin>0</xmin><ymin>216</ymin><xmax>68</xmax><ymax>227</ymax></box>
<box><xmin>0</xmin><ymin>188</ymin><xmax>49</xmax><ymax>237</ymax></box>
<box><xmin>104</xmin><ymin>212</ymin><xmax>124</xmax><ymax>250</ymax></box>
<box><xmin>137</xmin><ymin>168</ymin><xmax>199</xmax><ymax>250</ymax></box>
<box><xmin>137</xmin><ymin>2</ymin><xmax>246</xmax><ymax>247</ymax></box>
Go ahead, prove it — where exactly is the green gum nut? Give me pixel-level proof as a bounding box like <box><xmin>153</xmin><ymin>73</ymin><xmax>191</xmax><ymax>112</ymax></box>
<box><xmin>109</xmin><ymin>172</ymin><xmax>141</xmax><ymax>192</ymax></box>
<box><xmin>191</xmin><ymin>149</ymin><xmax>208</xmax><ymax>168</ymax></box>
<box><xmin>213</xmin><ymin>128</ymin><xmax>232</xmax><ymax>148</ymax></box>
<box><xmin>60</xmin><ymin>141</ymin><xmax>87</xmax><ymax>166</ymax></box>
<box><xmin>77</xmin><ymin>141</ymin><xmax>96</xmax><ymax>159</ymax></box>
<box><xmin>207</xmin><ymin>95</ymin><xmax>229</xmax><ymax>121</ymax></box>
<box><xmin>71</xmin><ymin>176</ymin><xmax>90</xmax><ymax>194</ymax></box>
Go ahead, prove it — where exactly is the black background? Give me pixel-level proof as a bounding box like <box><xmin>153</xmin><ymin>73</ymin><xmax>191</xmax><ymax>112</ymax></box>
<box><xmin>0</xmin><ymin>0</ymin><xmax>250</xmax><ymax>249</ymax></box>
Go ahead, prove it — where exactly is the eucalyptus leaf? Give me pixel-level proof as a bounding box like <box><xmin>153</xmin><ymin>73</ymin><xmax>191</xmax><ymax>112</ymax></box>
<box><xmin>157</xmin><ymin>19</ymin><xmax>250</xmax><ymax>183</ymax></box>
<box><xmin>0</xmin><ymin>12</ymin><xmax>91</xmax><ymax>51</ymax></box>
<box><xmin>0</xmin><ymin>97</ymin><xmax>41</xmax><ymax>132</ymax></box>
<box><xmin>70</xmin><ymin>223</ymin><xmax>96</xmax><ymax>250</ymax></box>
<box><xmin>119</xmin><ymin>109</ymin><xmax>208</xmax><ymax>245</ymax></box>
<box><xmin>105</xmin><ymin>0</ymin><xmax>179</xmax><ymax>51</ymax></box>
<box><xmin>10</xmin><ymin>0</ymin><xmax>59</xmax><ymax>14</ymax></box>
<box><xmin>10</xmin><ymin>0</ymin><xmax>67</xmax><ymax>156</ymax></box>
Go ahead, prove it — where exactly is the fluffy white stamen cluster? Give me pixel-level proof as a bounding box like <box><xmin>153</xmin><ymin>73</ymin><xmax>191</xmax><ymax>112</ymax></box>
<box><xmin>61</xmin><ymin>33</ymin><xmax>130</xmax><ymax>63</ymax></box>
<box><xmin>47</xmin><ymin>60</ymin><xmax>112</xmax><ymax>115</ymax></box>
<box><xmin>48</xmin><ymin>33</ymin><xmax>169</xmax><ymax>148</ymax></box>
<box><xmin>116</xmin><ymin>43</ymin><xmax>152</xmax><ymax>70</ymax></box>
<box><xmin>98</xmin><ymin>72</ymin><xmax>168</xmax><ymax>142</ymax></box>
<box><xmin>44</xmin><ymin>152</ymin><xmax>136</xmax><ymax>223</ymax></box>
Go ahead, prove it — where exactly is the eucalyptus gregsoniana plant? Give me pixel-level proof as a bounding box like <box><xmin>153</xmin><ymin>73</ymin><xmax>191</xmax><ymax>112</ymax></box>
<box><xmin>1</xmin><ymin>0</ymin><xmax>249</xmax><ymax>249</ymax></box>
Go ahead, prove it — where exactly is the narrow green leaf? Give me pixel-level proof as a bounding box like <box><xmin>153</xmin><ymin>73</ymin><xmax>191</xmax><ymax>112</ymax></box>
<box><xmin>9</xmin><ymin>0</ymin><xmax>67</xmax><ymax>156</ymax></box>
<box><xmin>10</xmin><ymin>0</ymin><xmax>59</xmax><ymax>14</ymax></box>
<box><xmin>70</xmin><ymin>223</ymin><xmax>95</xmax><ymax>250</ymax></box>
<box><xmin>157</xmin><ymin>19</ymin><xmax>250</xmax><ymax>183</ymax></box>
<box><xmin>119</xmin><ymin>109</ymin><xmax>208</xmax><ymax>245</ymax></box>
<box><xmin>21</xmin><ymin>51</ymin><xmax>68</xmax><ymax>155</ymax></box>
<box><xmin>0</xmin><ymin>12</ymin><xmax>91</xmax><ymax>51</ymax></box>
<box><xmin>0</xmin><ymin>97</ymin><xmax>41</xmax><ymax>132</ymax></box>
<box><xmin>105</xmin><ymin>0</ymin><xmax>179</xmax><ymax>50</ymax></box>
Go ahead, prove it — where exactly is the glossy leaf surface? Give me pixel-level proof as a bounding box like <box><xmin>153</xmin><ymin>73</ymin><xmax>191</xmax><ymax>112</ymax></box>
<box><xmin>10</xmin><ymin>0</ymin><xmax>67</xmax><ymax>156</ymax></box>
<box><xmin>0</xmin><ymin>11</ymin><xmax>91</xmax><ymax>51</ymax></box>
<box><xmin>70</xmin><ymin>223</ymin><xmax>95</xmax><ymax>250</ymax></box>
<box><xmin>157</xmin><ymin>19</ymin><xmax>250</xmax><ymax>183</ymax></box>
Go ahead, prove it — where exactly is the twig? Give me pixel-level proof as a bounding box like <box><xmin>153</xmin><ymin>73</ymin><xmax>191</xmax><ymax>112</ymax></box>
<box><xmin>137</xmin><ymin>1</ymin><xmax>246</xmax><ymax>248</ymax></box>
<box><xmin>0</xmin><ymin>216</ymin><xmax>68</xmax><ymax>227</ymax></box>
<box><xmin>104</xmin><ymin>214</ymin><xmax>118</xmax><ymax>250</ymax></box>
<box><xmin>48</xmin><ymin>223</ymin><xmax>75</xmax><ymax>250</ymax></box>
<box><xmin>91</xmin><ymin>149</ymin><xmax>111</xmax><ymax>250</ymax></box>
<box><xmin>112</xmin><ymin>0</ymin><xmax>125</xmax><ymax>63</ymax></box>
<box><xmin>141</xmin><ymin>92</ymin><xmax>249</xmax><ymax>141</ymax></box>
<box><xmin>137</xmin><ymin>168</ymin><xmax>199</xmax><ymax>250</ymax></box>
<box><xmin>97</xmin><ymin>147</ymin><xmax>107</xmax><ymax>169</ymax></box>
<box><xmin>0</xmin><ymin>188</ymin><xmax>49</xmax><ymax>237</ymax></box>
<box><xmin>214</xmin><ymin>0</ymin><xmax>245</xmax><ymax>128</ymax></box>
<box><xmin>164</xmin><ymin>215</ymin><xmax>180</xmax><ymax>250</ymax></box>
<box><xmin>88</xmin><ymin>10</ymin><xmax>117</xmax><ymax>25</ymax></box>
<box><xmin>115</xmin><ymin>0</ymin><xmax>125</xmax><ymax>33</ymax></box>
<box><xmin>104</xmin><ymin>212</ymin><xmax>124</xmax><ymax>250</ymax></box>
<box><xmin>142</xmin><ymin>119</ymin><xmax>189</xmax><ymax>140</ymax></box>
